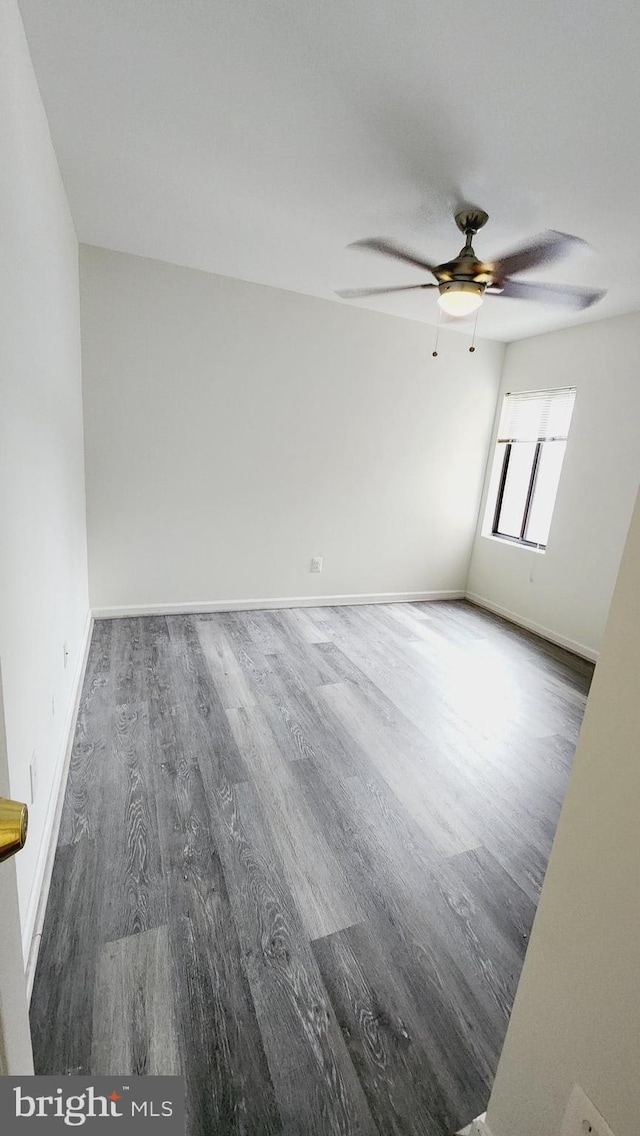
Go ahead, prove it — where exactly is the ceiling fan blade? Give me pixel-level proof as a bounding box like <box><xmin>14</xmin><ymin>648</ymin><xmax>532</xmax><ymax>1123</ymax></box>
<box><xmin>490</xmin><ymin>279</ymin><xmax>606</xmax><ymax>309</ymax></box>
<box><xmin>336</xmin><ymin>283</ymin><xmax>436</xmax><ymax>299</ymax></box>
<box><xmin>348</xmin><ymin>237</ymin><xmax>439</xmax><ymax>275</ymax></box>
<box><xmin>487</xmin><ymin>231</ymin><xmax>587</xmax><ymax>279</ymax></box>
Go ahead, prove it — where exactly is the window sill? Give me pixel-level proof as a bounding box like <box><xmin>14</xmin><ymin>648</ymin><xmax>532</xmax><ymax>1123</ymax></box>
<box><xmin>481</xmin><ymin>533</ymin><xmax>546</xmax><ymax>554</ymax></box>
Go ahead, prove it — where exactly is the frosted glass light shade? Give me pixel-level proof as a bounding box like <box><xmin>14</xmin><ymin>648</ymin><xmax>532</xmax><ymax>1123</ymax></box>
<box><xmin>438</xmin><ymin>282</ymin><xmax>484</xmax><ymax>317</ymax></box>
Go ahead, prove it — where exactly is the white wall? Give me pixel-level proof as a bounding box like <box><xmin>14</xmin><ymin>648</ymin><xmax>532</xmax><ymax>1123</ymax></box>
<box><xmin>467</xmin><ymin>313</ymin><xmax>640</xmax><ymax>659</ymax></box>
<box><xmin>80</xmin><ymin>245</ymin><xmax>504</xmax><ymax>612</ymax></box>
<box><xmin>0</xmin><ymin>0</ymin><xmax>89</xmax><ymax>947</ymax></box>
<box><xmin>484</xmin><ymin>485</ymin><xmax>640</xmax><ymax>1136</ymax></box>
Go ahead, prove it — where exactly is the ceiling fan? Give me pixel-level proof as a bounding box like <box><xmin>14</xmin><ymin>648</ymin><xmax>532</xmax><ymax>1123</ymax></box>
<box><xmin>337</xmin><ymin>209</ymin><xmax>606</xmax><ymax>318</ymax></box>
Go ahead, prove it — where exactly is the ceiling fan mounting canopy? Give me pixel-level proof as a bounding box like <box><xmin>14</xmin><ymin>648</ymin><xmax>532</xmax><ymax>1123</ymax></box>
<box><xmin>337</xmin><ymin>208</ymin><xmax>606</xmax><ymax>316</ymax></box>
<box><xmin>454</xmin><ymin>208</ymin><xmax>489</xmax><ymax>235</ymax></box>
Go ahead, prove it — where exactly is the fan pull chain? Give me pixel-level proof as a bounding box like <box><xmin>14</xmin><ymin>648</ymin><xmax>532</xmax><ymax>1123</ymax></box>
<box><xmin>469</xmin><ymin>309</ymin><xmax>479</xmax><ymax>353</ymax></box>
<box><xmin>432</xmin><ymin>309</ymin><xmax>442</xmax><ymax>358</ymax></box>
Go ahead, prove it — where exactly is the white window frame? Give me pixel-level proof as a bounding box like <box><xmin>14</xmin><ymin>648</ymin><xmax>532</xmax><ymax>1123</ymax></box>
<box><xmin>485</xmin><ymin>387</ymin><xmax>576</xmax><ymax>551</ymax></box>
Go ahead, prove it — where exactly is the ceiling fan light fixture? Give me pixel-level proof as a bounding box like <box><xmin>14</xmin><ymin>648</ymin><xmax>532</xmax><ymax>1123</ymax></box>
<box><xmin>437</xmin><ymin>280</ymin><xmax>484</xmax><ymax>317</ymax></box>
<box><xmin>339</xmin><ymin>214</ymin><xmax>605</xmax><ymax>317</ymax></box>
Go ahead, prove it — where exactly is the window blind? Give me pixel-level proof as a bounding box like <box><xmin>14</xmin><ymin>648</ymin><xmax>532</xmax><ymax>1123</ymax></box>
<box><xmin>497</xmin><ymin>387</ymin><xmax>576</xmax><ymax>443</ymax></box>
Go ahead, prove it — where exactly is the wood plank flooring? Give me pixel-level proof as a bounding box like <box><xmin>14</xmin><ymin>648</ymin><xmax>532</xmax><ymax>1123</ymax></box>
<box><xmin>30</xmin><ymin>600</ymin><xmax>593</xmax><ymax>1135</ymax></box>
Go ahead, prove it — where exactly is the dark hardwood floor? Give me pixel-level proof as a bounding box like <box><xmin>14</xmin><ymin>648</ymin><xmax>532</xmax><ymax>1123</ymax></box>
<box><xmin>30</xmin><ymin>600</ymin><xmax>593</xmax><ymax>1135</ymax></box>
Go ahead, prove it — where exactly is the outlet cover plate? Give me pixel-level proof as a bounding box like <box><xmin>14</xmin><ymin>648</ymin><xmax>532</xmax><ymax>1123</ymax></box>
<box><xmin>561</xmin><ymin>1085</ymin><xmax>615</xmax><ymax>1136</ymax></box>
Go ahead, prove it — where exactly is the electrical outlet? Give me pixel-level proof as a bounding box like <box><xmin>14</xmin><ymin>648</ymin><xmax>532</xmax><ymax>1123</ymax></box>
<box><xmin>29</xmin><ymin>751</ymin><xmax>38</xmax><ymax>804</ymax></box>
<box><xmin>63</xmin><ymin>641</ymin><xmax>69</xmax><ymax>669</ymax></box>
<box><xmin>51</xmin><ymin>694</ymin><xmax>55</xmax><ymax>717</ymax></box>
<box><xmin>561</xmin><ymin>1086</ymin><xmax>616</xmax><ymax>1136</ymax></box>
<box><xmin>310</xmin><ymin>556</ymin><xmax>323</xmax><ymax>573</ymax></box>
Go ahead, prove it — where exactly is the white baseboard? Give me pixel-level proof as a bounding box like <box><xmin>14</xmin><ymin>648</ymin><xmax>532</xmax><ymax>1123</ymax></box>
<box><xmin>465</xmin><ymin>592</ymin><xmax>598</xmax><ymax>663</ymax></box>
<box><xmin>23</xmin><ymin>609</ymin><xmax>94</xmax><ymax>999</ymax></box>
<box><xmin>470</xmin><ymin>1119</ymin><xmax>492</xmax><ymax>1136</ymax></box>
<box><xmin>91</xmin><ymin>590</ymin><xmax>465</xmax><ymax>619</ymax></box>
<box><xmin>457</xmin><ymin>1114</ymin><xmax>492</xmax><ymax>1135</ymax></box>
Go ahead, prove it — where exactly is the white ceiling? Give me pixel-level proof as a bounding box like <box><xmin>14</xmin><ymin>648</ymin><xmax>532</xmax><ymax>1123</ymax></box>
<box><xmin>18</xmin><ymin>0</ymin><xmax>640</xmax><ymax>341</ymax></box>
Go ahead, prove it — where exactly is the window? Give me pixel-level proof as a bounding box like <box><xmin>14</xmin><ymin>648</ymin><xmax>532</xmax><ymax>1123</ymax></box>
<box><xmin>490</xmin><ymin>387</ymin><xmax>576</xmax><ymax>549</ymax></box>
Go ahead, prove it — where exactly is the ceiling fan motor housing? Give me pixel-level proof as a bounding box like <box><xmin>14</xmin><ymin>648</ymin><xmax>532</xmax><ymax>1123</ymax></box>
<box><xmin>438</xmin><ymin>279</ymin><xmax>485</xmax><ymax>299</ymax></box>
